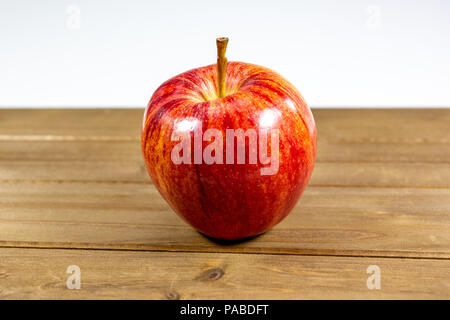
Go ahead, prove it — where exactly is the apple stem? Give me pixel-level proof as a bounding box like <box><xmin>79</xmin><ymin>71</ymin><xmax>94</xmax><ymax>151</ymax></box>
<box><xmin>216</xmin><ymin>37</ymin><xmax>229</xmax><ymax>98</ymax></box>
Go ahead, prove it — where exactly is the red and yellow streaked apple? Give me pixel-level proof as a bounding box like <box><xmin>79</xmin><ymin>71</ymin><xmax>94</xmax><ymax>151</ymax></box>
<box><xmin>142</xmin><ymin>38</ymin><xmax>316</xmax><ymax>240</ymax></box>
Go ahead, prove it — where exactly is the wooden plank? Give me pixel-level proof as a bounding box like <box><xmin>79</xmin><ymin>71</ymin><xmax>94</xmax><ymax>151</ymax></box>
<box><xmin>318</xmin><ymin>141</ymin><xmax>450</xmax><ymax>163</ymax></box>
<box><xmin>0</xmin><ymin>248</ymin><xmax>448</xmax><ymax>299</ymax></box>
<box><xmin>311</xmin><ymin>162</ymin><xmax>450</xmax><ymax>188</ymax></box>
<box><xmin>315</xmin><ymin>108</ymin><xmax>450</xmax><ymax>142</ymax></box>
<box><xmin>0</xmin><ymin>141</ymin><xmax>140</xmax><ymax>162</ymax></box>
<box><xmin>0</xmin><ymin>108</ymin><xmax>143</xmax><ymax>137</ymax></box>
<box><xmin>0</xmin><ymin>182</ymin><xmax>448</xmax><ymax>258</ymax></box>
<box><xmin>1</xmin><ymin>138</ymin><xmax>449</xmax><ymax>164</ymax></box>
<box><xmin>1</xmin><ymin>161</ymin><xmax>449</xmax><ymax>188</ymax></box>
<box><xmin>0</xmin><ymin>161</ymin><xmax>147</xmax><ymax>183</ymax></box>
<box><xmin>316</xmin><ymin>109</ymin><xmax>450</xmax><ymax>163</ymax></box>
<box><xmin>2</xmin><ymin>108</ymin><xmax>450</xmax><ymax>141</ymax></box>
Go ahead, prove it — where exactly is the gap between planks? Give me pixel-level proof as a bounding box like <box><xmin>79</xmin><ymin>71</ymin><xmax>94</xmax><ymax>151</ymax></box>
<box><xmin>0</xmin><ymin>241</ymin><xmax>449</xmax><ymax>260</ymax></box>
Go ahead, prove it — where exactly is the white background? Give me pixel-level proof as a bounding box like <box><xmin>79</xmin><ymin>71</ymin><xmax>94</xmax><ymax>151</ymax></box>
<box><xmin>1</xmin><ymin>0</ymin><xmax>449</xmax><ymax>108</ymax></box>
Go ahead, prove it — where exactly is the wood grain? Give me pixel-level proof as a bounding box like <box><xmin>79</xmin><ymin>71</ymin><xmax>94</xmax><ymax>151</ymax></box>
<box><xmin>1</xmin><ymin>161</ymin><xmax>449</xmax><ymax>188</ymax></box>
<box><xmin>1</xmin><ymin>133</ymin><xmax>449</xmax><ymax>164</ymax></box>
<box><xmin>0</xmin><ymin>182</ymin><xmax>448</xmax><ymax>258</ymax></box>
<box><xmin>0</xmin><ymin>248</ymin><xmax>448</xmax><ymax>299</ymax></box>
<box><xmin>0</xmin><ymin>108</ymin><xmax>142</xmax><ymax>137</ymax></box>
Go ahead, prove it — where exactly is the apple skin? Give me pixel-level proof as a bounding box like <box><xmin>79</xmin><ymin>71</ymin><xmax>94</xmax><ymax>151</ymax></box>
<box><xmin>142</xmin><ymin>61</ymin><xmax>316</xmax><ymax>240</ymax></box>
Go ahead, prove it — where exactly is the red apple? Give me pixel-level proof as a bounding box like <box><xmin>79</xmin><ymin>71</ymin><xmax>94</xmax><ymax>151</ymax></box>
<box><xmin>142</xmin><ymin>38</ymin><xmax>316</xmax><ymax>240</ymax></box>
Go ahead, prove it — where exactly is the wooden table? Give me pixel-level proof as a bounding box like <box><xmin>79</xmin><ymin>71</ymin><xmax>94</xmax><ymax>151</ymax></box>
<box><xmin>0</xmin><ymin>108</ymin><xmax>449</xmax><ymax>299</ymax></box>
